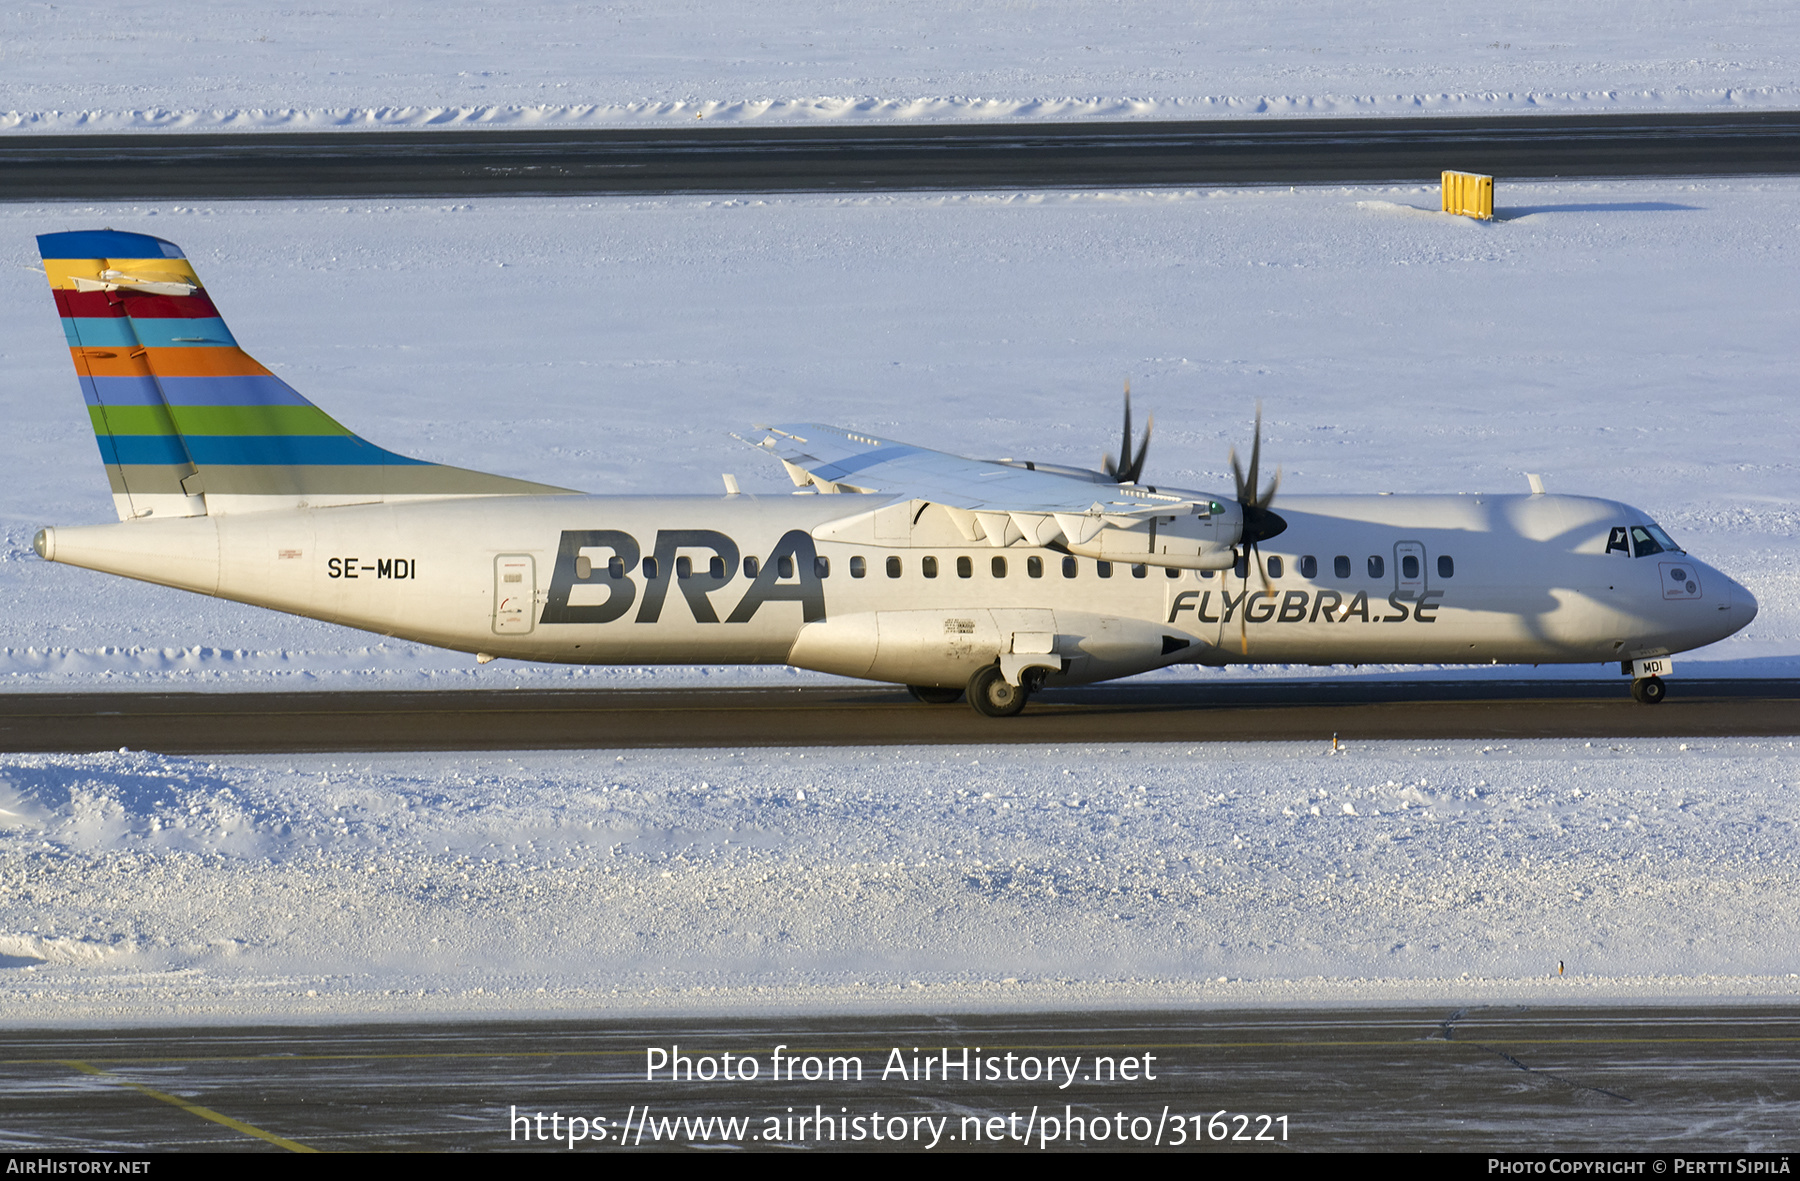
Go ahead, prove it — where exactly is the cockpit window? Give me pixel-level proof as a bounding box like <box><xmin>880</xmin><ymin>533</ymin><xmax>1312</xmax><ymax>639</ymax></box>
<box><xmin>1644</xmin><ymin>523</ymin><xmax>1683</xmax><ymax>554</ymax></box>
<box><xmin>1631</xmin><ymin>523</ymin><xmax>1684</xmax><ymax>557</ymax></box>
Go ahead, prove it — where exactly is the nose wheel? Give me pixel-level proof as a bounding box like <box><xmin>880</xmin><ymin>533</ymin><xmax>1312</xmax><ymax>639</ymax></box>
<box><xmin>967</xmin><ymin>665</ymin><xmax>1031</xmax><ymax>717</ymax></box>
<box><xmin>1631</xmin><ymin>676</ymin><xmax>1666</xmax><ymax>705</ymax></box>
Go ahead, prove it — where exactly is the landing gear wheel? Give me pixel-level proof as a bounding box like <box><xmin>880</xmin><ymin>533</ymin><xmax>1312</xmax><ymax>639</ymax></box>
<box><xmin>1631</xmin><ymin>676</ymin><xmax>1666</xmax><ymax>705</ymax></box>
<box><xmin>907</xmin><ymin>685</ymin><xmax>964</xmax><ymax>705</ymax></box>
<box><xmin>967</xmin><ymin>665</ymin><xmax>1030</xmax><ymax>717</ymax></box>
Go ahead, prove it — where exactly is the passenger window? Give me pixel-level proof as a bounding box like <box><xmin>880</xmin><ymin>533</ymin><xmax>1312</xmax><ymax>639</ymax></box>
<box><xmin>885</xmin><ymin>556</ymin><xmax>902</xmax><ymax>578</ymax></box>
<box><xmin>1027</xmin><ymin>556</ymin><xmax>1043</xmax><ymax>579</ymax></box>
<box><xmin>814</xmin><ymin>556</ymin><xmax>830</xmax><ymax>578</ymax></box>
<box><xmin>777</xmin><ymin>556</ymin><xmax>794</xmax><ymax>579</ymax></box>
<box><xmin>1368</xmin><ymin>555</ymin><xmax>1384</xmax><ymax>578</ymax></box>
<box><xmin>957</xmin><ymin>556</ymin><xmax>973</xmax><ymax>579</ymax></box>
<box><xmin>709</xmin><ymin>556</ymin><xmax>725</xmax><ymax>580</ymax></box>
<box><xmin>642</xmin><ymin>557</ymin><xmax>659</xmax><ymax>579</ymax></box>
<box><xmin>1166</xmin><ymin>566</ymin><xmax>1181</xmax><ymax>579</ymax></box>
<box><xmin>1097</xmin><ymin>561</ymin><xmax>1113</xmax><ymax>578</ymax></box>
<box><xmin>1131</xmin><ymin>563</ymin><xmax>1147</xmax><ymax>578</ymax></box>
<box><xmin>743</xmin><ymin>556</ymin><xmax>759</xmax><ymax>579</ymax></box>
<box><xmin>1629</xmin><ymin>526</ymin><xmax>1664</xmax><ymax>557</ymax></box>
<box><xmin>1235</xmin><ymin>553</ymin><xmax>1248</xmax><ymax>580</ymax></box>
<box><xmin>850</xmin><ymin>556</ymin><xmax>867</xmax><ymax>578</ymax></box>
<box><xmin>608</xmin><ymin>556</ymin><xmax>625</xmax><ymax>579</ymax></box>
<box><xmin>1062</xmin><ymin>556</ymin><xmax>1078</xmax><ymax>578</ymax></box>
<box><xmin>922</xmin><ymin>556</ymin><xmax>939</xmax><ymax>578</ymax></box>
<box><xmin>1267</xmin><ymin>556</ymin><xmax>1283</xmax><ymax>579</ymax></box>
<box><xmin>575</xmin><ymin>556</ymin><xmax>593</xmax><ymax>580</ymax></box>
<box><xmin>1300</xmin><ymin>555</ymin><xmax>1317</xmax><ymax>579</ymax></box>
<box><xmin>676</xmin><ymin>556</ymin><xmax>692</xmax><ymax>579</ymax></box>
<box><xmin>1334</xmin><ymin>555</ymin><xmax>1351</xmax><ymax>579</ymax></box>
<box><xmin>991</xmin><ymin>556</ymin><xmax>1007</xmax><ymax>578</ymax></box>
<box><xmin>1201</xmin><ymin>569</ymin><xmax>1214</xmax><ymax>579</ymax></box>
<box><xmin>1401</xmin><ymin>554</ymin><xmax>1419</xmax><ymax>579</ymax></box>
<box><xmin>1437</xmin><ymin>555</ymin><xmax>1454</xmax><ymax>579</ymax></box>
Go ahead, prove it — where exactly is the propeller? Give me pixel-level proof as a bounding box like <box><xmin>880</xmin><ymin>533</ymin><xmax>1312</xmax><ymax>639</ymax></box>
<box><xmin>1102</xmin><ymin>381</ymin><xmax>1153</xmax><ymax>485</ymax></box>
<box><xmin>1228</xmin><ymin>405</ymin><xmax>1288</xmax><ymax>654</ymax></box>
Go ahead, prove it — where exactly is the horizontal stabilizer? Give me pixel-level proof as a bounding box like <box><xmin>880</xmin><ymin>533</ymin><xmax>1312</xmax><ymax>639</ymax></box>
<box><xmin>71</xmin><ymin>270</ymin><xmax>198</xmax><ymax>297</ymax></box>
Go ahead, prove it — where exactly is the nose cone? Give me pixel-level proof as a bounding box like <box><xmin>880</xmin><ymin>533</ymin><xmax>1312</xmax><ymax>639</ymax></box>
<box><xmin>1734</xmin><ymin>578</ymin><xmax>1759</xmax><ymax>627</ymax></box>
<box><xmin>1678</xmin><ymin>563</ymin><xmax>1757</xmax><ymax>648</ymax></box>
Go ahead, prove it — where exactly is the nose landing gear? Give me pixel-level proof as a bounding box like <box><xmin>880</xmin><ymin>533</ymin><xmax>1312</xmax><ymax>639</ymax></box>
<box><xmin>1630</xmin><ymin>676</ymin><xmax>1666</xmax><ymax>705</ymax></box>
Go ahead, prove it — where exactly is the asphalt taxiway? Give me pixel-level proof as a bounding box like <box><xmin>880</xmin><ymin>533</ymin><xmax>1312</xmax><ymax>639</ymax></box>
<box><xmin>5</xmin><ymin>111</ymin><xmax>1799</xmax><ymax>200</ymax></box>
<box><xmin>0</xmin><ymin>678</ymin><xmax>1792</xmax><ymax>754</ymax></box>
<box><xmin>2</xmin><ymin>1007</ymin><xmax>1795</xmax><ymax>1152</ymax></box>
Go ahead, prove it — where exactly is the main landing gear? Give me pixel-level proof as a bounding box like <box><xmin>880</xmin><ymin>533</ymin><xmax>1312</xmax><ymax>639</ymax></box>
<box><xmin>1631</xmin><ymin>676</ymin><xmax>1667</xmax><ymax>705</ymax></box>
<box><xmin>966</xmin><ymin>664</ymin><xmax>1031</xmax><ymax>717</ymax></box>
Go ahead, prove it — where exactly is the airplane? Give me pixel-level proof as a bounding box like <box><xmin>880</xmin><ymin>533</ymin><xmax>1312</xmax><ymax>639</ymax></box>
<box><xmin>30</xmin><ymin>229</ymin><xmax>1758</xmax><ymax>715</ymax></box>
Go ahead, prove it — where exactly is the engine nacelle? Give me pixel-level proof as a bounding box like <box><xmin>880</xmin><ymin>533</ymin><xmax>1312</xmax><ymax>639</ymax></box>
<box><xmin>1063</xmin><ymin>505</ymin><xmax>1239</xmax><ymax>570</ymax></box>
<box><xmin>787</xmin><ymin>608</ymin><xmax>1207</xmax><ymax>687</ymax></box>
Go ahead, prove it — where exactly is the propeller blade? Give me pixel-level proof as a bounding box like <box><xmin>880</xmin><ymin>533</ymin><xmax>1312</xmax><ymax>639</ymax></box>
<box><xmin>1119</xmin><ymin>382</ymin><xmax>1133</xmax><ymax>481</ymax></box>
<box><xmin>1229</xmin><ymin>405</ymin><xmax>1282</xmax><ymax>655</ymax></box>
<box><xmin>1124</xmin><ymin>413</ymin><xmax>1152</xmax><ymax>485</ymax></box>
<box><xmin>1246</xmin><ymin>406</ymin><xmax>1262</xmax><ymax>503</ymax></box>
<box><xmin>1231</xmin><ymin>404</ymin><xmax>1284</xmax><ymax>543</ymax></box>
<box><xmin>1240</xmin><ymin>554</ymin><xmax>1250</xmax><ymax>655</ymax></box>
<box><xmin>1237</xmin><ymin>538</ymin><xmax>1278</xmax><ymax>656</ymax></box>
<box><xmin>1101</xmin><ymin>381</ymin><xmax>1152</xmax><ymax>485</ymax></box>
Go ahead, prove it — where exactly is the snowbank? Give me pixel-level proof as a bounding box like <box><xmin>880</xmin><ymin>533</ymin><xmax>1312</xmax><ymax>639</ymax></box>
<box><xmin>4</xmin><ymin>1</ymin><xmax>1800</xmax><ymax>133</ymax></box>
<box><xmin>2</xmin><ymin>738</ymin><xmax>1796</xmax><ymax>1025</ymax></box>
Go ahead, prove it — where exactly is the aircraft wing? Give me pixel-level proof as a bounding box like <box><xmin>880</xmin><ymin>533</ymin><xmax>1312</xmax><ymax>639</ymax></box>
<box><xmin>747</xmin><ymin>423</ymin><xmax>1199</xmax><ymax>515</ymax></box>
<box><xmin>745</xmin><ymin>424</ymin><xmax>1234</xmax><ymax>563</ymax></box>
<box><xmin>745</xmin><ymin>424</ymin><xmax>1209</xmax><ymax>511</ymax></box>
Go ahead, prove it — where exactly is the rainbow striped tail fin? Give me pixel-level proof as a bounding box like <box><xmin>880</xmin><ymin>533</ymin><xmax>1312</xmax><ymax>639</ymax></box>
<box><xmin>39</xmin><ymin>229</ymin><xmax>573</xmax><ymax>520</ymax></box>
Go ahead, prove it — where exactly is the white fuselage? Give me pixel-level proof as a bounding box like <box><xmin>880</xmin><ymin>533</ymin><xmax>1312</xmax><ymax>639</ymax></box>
<box><xmin>38</xmin><ymin>489</ymin><xmax>1757</xmax><ymax>688</ymax></box>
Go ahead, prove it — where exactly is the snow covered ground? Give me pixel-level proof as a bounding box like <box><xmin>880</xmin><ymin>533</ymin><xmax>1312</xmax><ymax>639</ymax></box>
<box><xmin>3</xmin><ymin>5</ymin><xmax>1795</xmax><ymax>1032</ymax></box>
<box><xmin>4</xmin><ymin>1</ymin><xmax>1800</xmax><ymax>133</ymax></box>
<box><xmin>4</xmin><ymin>738</ymin><xmax>1797</xmax><ymax>1025</ymax></box>
<box><xmin>2</xmin><ymin>179</ymin><xmax>1793</xmax><ymax>689</ymax></box>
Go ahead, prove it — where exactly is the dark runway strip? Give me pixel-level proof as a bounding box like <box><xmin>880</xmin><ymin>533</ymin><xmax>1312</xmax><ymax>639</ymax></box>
<box><xmin>6</xmin><ymin>111</ymin><xmax>1800</xmax><ymax>200</ymax></box>
<box><xmin>0</xmin><ymin>679</ymin><xmax>1793</xmax><ymax>754</ymax></box>
<box><xmin>3</xmin><ymin>1007</ymin><xmax>1796</xmax><ymax>1152</ymax></box>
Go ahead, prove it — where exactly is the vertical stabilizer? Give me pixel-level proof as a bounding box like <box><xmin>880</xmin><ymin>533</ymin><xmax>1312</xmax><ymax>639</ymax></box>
<box><xmin>39</xmin><ymin>229</ymin><xmax>573</xmax><ymax>520</ymax></box>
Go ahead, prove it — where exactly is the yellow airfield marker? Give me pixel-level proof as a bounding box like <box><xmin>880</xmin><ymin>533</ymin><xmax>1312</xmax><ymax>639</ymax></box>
<box><xmin>1442</xmin><ymin>170</ymin><xmax>1495</xmax><ymax>219</ymax></box>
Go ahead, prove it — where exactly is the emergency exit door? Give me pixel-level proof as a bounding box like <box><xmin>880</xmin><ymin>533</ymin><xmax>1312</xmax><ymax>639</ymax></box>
<box><xmin>1393</xmin><ymin>541</ymin><xmax>1427</xmax><ymax>598</ymax></box>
